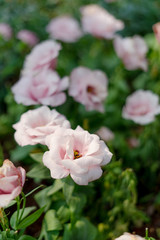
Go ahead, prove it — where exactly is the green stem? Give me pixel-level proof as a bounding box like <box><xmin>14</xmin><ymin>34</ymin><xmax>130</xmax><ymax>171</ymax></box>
<box><xmin>145</xmin><ymin>228</ymin><xmax>149</xmax><ymax>239</ymax></box>
<box><xmin>15</xmin><ymin>196</ymin><xmax>20</xmax><ymax>229</ymax></box>
<box><xmin>18</xmin><ymin>192</ymin><xmax>26</xmax><ymax>223</ymax></box>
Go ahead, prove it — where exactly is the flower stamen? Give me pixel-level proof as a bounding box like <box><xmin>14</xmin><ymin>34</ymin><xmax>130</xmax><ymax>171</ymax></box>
<box><xmin>74</xmin><ymin>150</ymin><xmax>82</xmax><ymax>159</ymax></box>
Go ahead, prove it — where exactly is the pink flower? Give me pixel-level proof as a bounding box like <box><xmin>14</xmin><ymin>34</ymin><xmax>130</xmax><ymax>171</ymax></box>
<box><xmin>115</xmin><ymin>232</ymin><xmax>145</xmax><ymax>240</ymax></box>
<box><xmin>17</xmin><ymin>29</ymin><xmax>39</xmax><ymax>47</ymax></box>
<box><xmin>122</xmin><ymin>90</ymin><xmax>160</xmax><ymax>125</ymax></box>
<box><xmin>46</xmin><ymin>16</ymin><xmax>83</xmax><ymax>43</ymax></box>
<box><xmin>153</xmin><ymin>22</ymin><xmax>160</xmax><ymax>44</ymax></box>
<box><xmin>96</xmin><ymin>127</ymin><xmax>114</xmax><ymax>142</ymax></box>
<box><xmin>0</xmin><ymin>23</ymin><xmax>12</xmax><ymax>40</ymax></box>
<box><xmin>22</xmin><ymin>40</ymin><xmax>61</xmax><ymax>76</ymax></box>
<box><xmin>114</xmin><ymin>35</ymin><xmax>148</xmax><ymax>71</ymax></box>
<box><xmin>69</xmin><ymin>67</ymin><xmax>108</xmax><ymax>112</ymax></box>
<box><xmin>13</xmin><ymin>106</ymin><xmax>70</xmax><ymax>146</ymax></box>
<box><xmin>43</xmin><ymin>126</ymin><xmax>112</xmax><ymax>185</ymax></box>
<box><xmin>0</xmin><ymin>160</ymin><xmax>26</xmax><ymax>207</ymax></box>
<box><xmin>11</xmin><ymin>69</ymin><xmax>69</xmax><ymax>107</ymax></box>
<box><xmin>80</xmin><ymin>4</ymin><xmax>124</xmax><ymax>39</ymax></box>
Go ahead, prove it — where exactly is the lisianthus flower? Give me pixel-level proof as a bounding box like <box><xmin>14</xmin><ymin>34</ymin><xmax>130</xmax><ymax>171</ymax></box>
<box><xmin>22</xmin><ymin>40</ymin><xmax>61</xmax><ymax>76</ymax></box>
<box><xmin>69</xmin><ymin>66</ymin><xmax>108</xmax><ymax>112</ymax></box>
<box><xmin>43</xmin><ymin>126</ymin><xmax>112</xmax><ymax>185</ymax></box>
<box><xmin>13</xmin><ymin>106</ymin><xmax>70</xmax><ymax>146</ymax></box>
<box><xmin>12</xmin><ymin>69</ymin><xmax>69</xmax><ymax>107</ymax></box>
<box><xmin>0</xmin><ymin>23</ymin><xmax>12</xmax><ymax>40</ymax></box>
<box><xmin>122</xmin><ymin>90</ymin><xmax>160</xmax><ymax>124</ymax></box>
<box><xmin>114</xmin><ymin>35</ymin><xmax>148</xmax><ymax>71</ymax></box>
<box><xmin>96</xmin><ymin>127</ymin><xmax>114</xmax><ymax>142</ymax></box>
<box><xmin>17</xmin><ymin>29</ymin><xmax>39</xmax><ymax>47</ymax></box>
<box><xmin>80</xmin><ymin>4</ymin><xmax>124</xmax><ymax>39</ymax></box>
<box><xmin>46</xmin><ymin>16</ymin><xmax>83</xmax><ymax>43</ymax></box>
<box><xmin>0</xmin><ymin>160</ymin><xmax>26</xmax><ymax>207</ymax></box>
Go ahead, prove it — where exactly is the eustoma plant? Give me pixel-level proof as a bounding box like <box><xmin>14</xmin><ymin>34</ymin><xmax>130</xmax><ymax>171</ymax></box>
<box><xmin>11</xmin><ymin>105</ymin><xmax>113</xmax><ymax>239</ymax></box>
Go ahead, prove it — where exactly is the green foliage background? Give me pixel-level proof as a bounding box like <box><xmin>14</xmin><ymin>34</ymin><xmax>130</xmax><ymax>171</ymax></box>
<box><xmin>0</xmin><ymin>0</ymin><xmax>160</xmax><ymax>239</ymax></box>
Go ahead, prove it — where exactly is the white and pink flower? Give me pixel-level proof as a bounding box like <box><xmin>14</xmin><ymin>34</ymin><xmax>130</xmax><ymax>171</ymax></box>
<box><xmin>80</xmin><ymin>4</ymin><xmax>124</xmax><ymax>39</ymax></box>
<box><xmin>153</xmin><ymin>22</ymin><xmax>160</xmax><ymax>44</ymax></box>
<box><xmin>122</xmin><ymin>90</ymin><xmax>160</xmax><ymax>125</ymax></box>
<box><xmin>12</xmin><ymin>69</ymin><xmax>68</xmax><ymax>107</ymax></box>
<box><xmin>13</xmin><ymin>106</ymin><xmax>70</xmax><ymax>146</ymax></box>
<box><xmin>115</xmin><ymin>232</ymin><xmax>145</xmax><ymax>240</ymax></box>
<box><xmin>69</xmin><ymin>66</ymin><xmax>108</xmax><ymax>112</ymax></box>
<box><xmin>43</xmin><ymin>126</ymin><xmax>112</xmax><ymax>185</ymax></box>
<box><xmin>114</xmin><ymin>35</ymin><xmax>148</xmax><ymax>71</ymax></box>
<box><xmin>22</xmin><ymin>40</ymin><xmax>61</xmax><ymax>76</ymax></box>
<box><xmin>0</xmin><ymin>160</ymin><xmax>26</xmax><ymax>207</ymax></box>
<box><xmin>17</xmin><ymin>29</ymin><xmax>39</xmax><ymax>47</ymax></box>
<box><xmin>96</xmin><ymin>127</ymin><xmax>114</xmax><ymax>142</ymax></box>
<box><xmin>0</xmin><ymin>23</ymin><xmax>12</xmax><ymax>40</ymax></box>
<box><xmin>46</xmin><ymin>16</ymin><xmax>83</xmax><ymax>43</ymax></box>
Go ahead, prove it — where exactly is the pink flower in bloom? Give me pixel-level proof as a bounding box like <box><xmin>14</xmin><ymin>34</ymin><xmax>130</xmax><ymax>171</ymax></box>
<box><xmin>13</xmin><ymin>106</ymin><xmax>70</xmax><ymax>146</ymax></box>
<box><xmin>0</xmin><ymin>160</ymin><xmax>26</xmax><ymax>207</ymax></box>
<box><xmin>43</xmin><ymin>126</ymin><xmax>112</xmax><ymax>185</ymax></box>
<box><xmin>153</xmin><ymin>22</ymin><xmax>160</xmax><ymax>44</ymax></box>
<box><xmin>122</xmin><ymin>90</ymin><xmax>160</xmax><ymax>125</ymax></box>
<box><xmin>0</xmin><ymin>23</ymin><xmax>12</xmax><ymax>40</ymax></box>
<box><xmin>12</xmin><ymin>69</ymin><xmax>69</xmax><ymax>107</ymax></box>
<box><xmin>96</xmin><ymin>127</ymin><xmax>114</xmax><ymax>142</ymax></box>
<box><xmin>22</xmin><ymin>40</ymin><xmax>61</xmax><ymax>76</ymax></box>
<box><xmin>69</xmin><ymin>67</ymin><xmax>108</xmax><ymax>112</ymax></box>
<box><xmin>80</xmin><ymin>4</ymin><xmax>124</xmax><ymax>39</ymax></box>
<box><xmin>17</xmin><ymin>29</ymin><xmax>39</xmax><ymax>47</ymax></box>
<box><xmin>46</xmin><ymin>16</ymin><xmax>83</xmax><ymax>43</ymax></box>
<box><xmin>114</xmin><ymin>35</ymin><xmax>148</xmax><ymax>71</ymax></box>
<box><xmin>115</xmin><ymin>232</ymin><xmax>145</xmax><ymax>240</ymax></box>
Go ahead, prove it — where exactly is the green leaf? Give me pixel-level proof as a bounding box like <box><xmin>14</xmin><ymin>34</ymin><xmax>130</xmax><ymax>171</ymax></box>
<box><xmin>47</xmin><ymin>179</ymin><xmax>63</xmax><ymax>196</ymax></box>
<box><xmin>44</xmin><ymin>210</ymin><xmax>62</xmax><ymax>231</ymax></box>
<box><xmin>62</xmin><ymin>177</ymin><xmax>75</xmax><ymax>203</ymax></box>
<box><xmin>69</xmin><ymin>193</ymin><xmax>86</xmax><ymax>216</ymax></box>
<box><xmin>30</xmin><ymin>152</ymin><xmax>43</xmax><ymax>163</ymax></box>
<box><xmin>10</xmin><ymin>206</ymin><xmax>36</xmax><ymax>230</ymax></box>
<box><xmin>17</xmin><ymin>206</ymin><xmax>45</xmax><ymax>229</ymax></box>
<box><xmin>63</xmin><ymin>218</ymin><xmax>97</xmax><ymax>240</ymax></box>
<box><xmin>11</xmin><ymin>145</ymin><xmax>35</xmax><ymax>162</ymax></box>
<box><xmin>19</xmin><ymin>236</ymin><xmax>37</xmax><ymax>240</ymax></box>
<box><xmin>57</xmin><ymin>205</ymin><xmax>70</xmax><ymax>224</ymax></box>
<box><xmin>34</xmin><ymin>186</ymin><xmax>52</xmax><ymax>211</ymax></box>
<box><xmin>27</xmin><ymin>164</ymin><xmax>50</xmax><ymax>179</ymax></box>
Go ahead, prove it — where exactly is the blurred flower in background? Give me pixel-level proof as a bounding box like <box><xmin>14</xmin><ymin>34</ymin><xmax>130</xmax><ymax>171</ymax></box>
<box><xmin>96</xmin><ymin>126</ymin><xmax>114</xmax><ymax>142</ymax></box>
<box><xmin>114</xmin><ymin>35</ymin><xmax>148</xmax><ymax>71</ymax></box>
<box><xmin>0</xmin><ymin>23</ymin><xmax>12</xmax><ymax>40</ymax></box>
<box><xmin>69</xmin><ymin>66</ymin><xmax>108</xmax><ymax>112</ymax></box>
<box><xmin>153</xmin><ymin>22</ymin><xmax>160</xmax><ymax>44</ymax></box>
<box><xmin>22</xmin><ymin>40</ymin><xmax>61</xmax><ymax>76</ymax></box>
<box><xmin>80</xmin><ymin>4</ymin><xmax>124</xmax><ymax>39</ymax></box>
<box><xmin>122</xmin><ymin>90</ymin><xmax>160</xmax><ymax>124</ymax></box>
<box><xmin>11</xmin><ymin>69</ymin><xmax>69</xmax><ymax>106</ymax></box>
<box><xmin>46</xmin><ymin>16</ymin><xmax>83</xmax><ymax>43</ymax></box>
<box><xmin>17</xmin><ymin>29</ymin><xmax>39</xmax><ymax>47</ymax></box>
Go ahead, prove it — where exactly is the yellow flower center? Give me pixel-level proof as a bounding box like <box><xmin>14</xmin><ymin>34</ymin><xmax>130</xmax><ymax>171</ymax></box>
<box><xmin>74</xmin><ymin>150</ymin><xmax>82</xmax><ymax>159</ymax></box>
